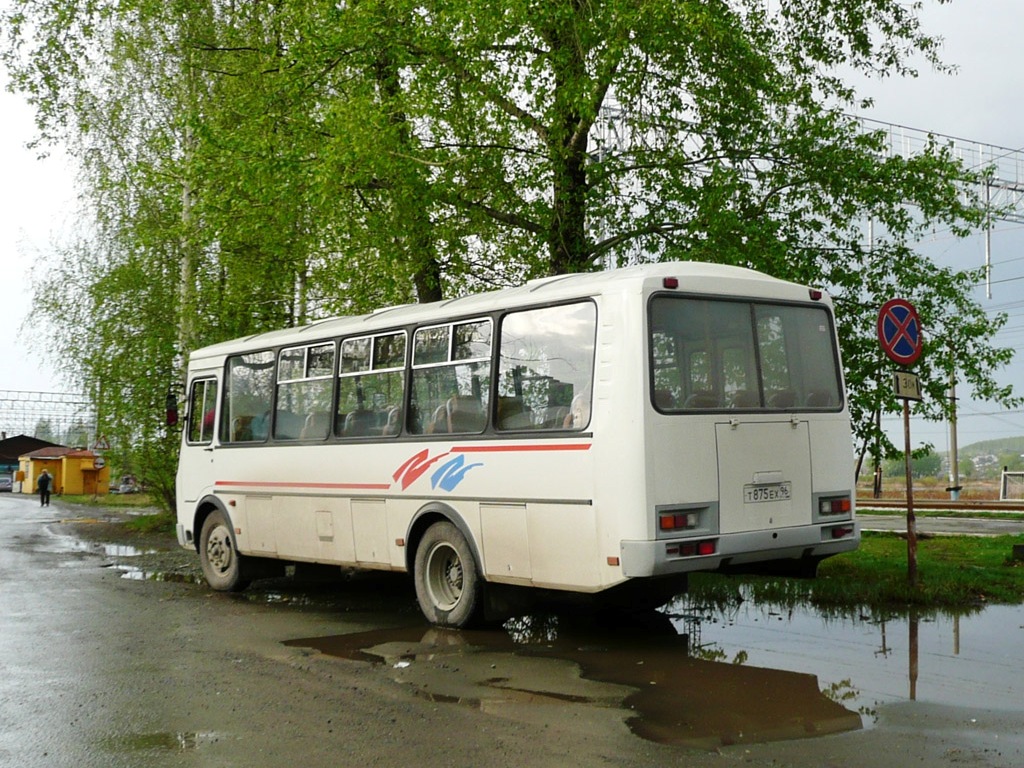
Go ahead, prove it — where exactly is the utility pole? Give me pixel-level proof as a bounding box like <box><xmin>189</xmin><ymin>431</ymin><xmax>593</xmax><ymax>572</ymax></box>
<box><xmin>947</xmin><ymin>366</ymin><xmax>961</xmax><ymax>501</ymax></box>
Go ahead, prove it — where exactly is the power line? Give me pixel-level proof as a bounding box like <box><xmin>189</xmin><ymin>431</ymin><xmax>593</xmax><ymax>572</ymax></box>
<box><xmin>0</xmin><ymin>390</ymin><xmax>93</xmax><ymax>441</ymax></box>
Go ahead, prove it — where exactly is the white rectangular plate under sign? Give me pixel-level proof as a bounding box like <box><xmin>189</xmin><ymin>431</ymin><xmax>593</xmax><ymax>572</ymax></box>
<box><xmin>893</xmin><ymin>371</ymin><xmax>922</xmax><ymax>401</ymax></box>
<box><xmin>744</xmin><ymin>482</ymin><xmax>792</xmax><ymax>503</ymax></box>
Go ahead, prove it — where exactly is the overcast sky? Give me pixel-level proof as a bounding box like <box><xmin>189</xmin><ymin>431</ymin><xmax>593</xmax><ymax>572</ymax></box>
<box><xmin>2</xmin><ymin>0</ymin><xmax>1023</xmax><ymax>450</ymax></box>
<box><xmin>0</xmin><ymin>78</ymin><xmax>76</xmax><ymax>395</ymax></box>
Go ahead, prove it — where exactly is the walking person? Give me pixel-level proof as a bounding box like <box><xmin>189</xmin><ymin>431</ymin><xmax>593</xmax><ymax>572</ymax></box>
<box><xmin>37</xmin><ymin>469</ymin><xmax>52</xmax><ymax>507</ymax></box>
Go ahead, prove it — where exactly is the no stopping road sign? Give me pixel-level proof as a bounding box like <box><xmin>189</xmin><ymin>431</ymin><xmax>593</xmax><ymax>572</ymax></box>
<box><xmin>878</xmin><ymin>298</ymin><xmax>923</xmax><ymax>366</ymax></box>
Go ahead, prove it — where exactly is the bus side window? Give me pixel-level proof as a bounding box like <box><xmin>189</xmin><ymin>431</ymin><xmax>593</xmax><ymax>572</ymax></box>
<box><xmin>223</xmin><ymin>351</ymin><xmax>275</xmax><ymax>443</ymax></box>
<box><xmin>339</xmin><ymin>331</ymin><xmax>407</xmax><ymax>439</ymax></box>
<box><xmin>496</xmin><ymin>301</ymin><xmax>596</xmax><ymax>432</ymax></box>
<box><xmin>187</xmin><ymin>378</ymin><xmax>218</xmax><ymax>444</ymax></box>
<box><xmin>411</xmin><ymin>320</ymin><xmax>491</xmax><ymax>436</ymax></box>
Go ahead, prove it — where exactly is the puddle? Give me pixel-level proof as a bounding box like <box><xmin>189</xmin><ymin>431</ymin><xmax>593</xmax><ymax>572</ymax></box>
<box><xmin>287</xmin><ymin>597</ymin><xmax>1024</xmax><ymax>748</ymax></box>
<box><xmin>673</xmin><ymin>596</ymin><xmax>1024</xmax><ymax>716</ymax></box>
<box><xmin>101</xmin><ymin>543</ymin><xmax>157</xmax><ymax>557</ymax></box>
<box><xmin>49</xmin><ymin>536</ymin><xmax>160</xmax><ymax>557</ymax></box>
<box><xmin>99</xmin><ymin>731</ymin><xmax>225</xmax><ymax>752</ymax></box>
<box><xmin>107</xmin><ymin>563</ymin><xmax>205</xmax><ymax>584</ymax></box>
<box><xmin>286</xmin><ymin>614</ymin><xmax>863</xmax><ymax>748</ymax></box>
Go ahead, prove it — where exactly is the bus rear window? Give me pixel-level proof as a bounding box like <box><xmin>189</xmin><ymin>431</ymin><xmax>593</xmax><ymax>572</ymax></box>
<box><xmin>649</xmin><ymin>295</ymin><xmax>841</xmax><ymax>412</ymax></box>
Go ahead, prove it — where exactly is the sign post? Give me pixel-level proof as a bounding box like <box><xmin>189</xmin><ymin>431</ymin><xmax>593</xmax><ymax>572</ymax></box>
<box><xmin>877</xmin><ymin>298</ymin><xmax>924</xmax><ymax>587</ymax></box>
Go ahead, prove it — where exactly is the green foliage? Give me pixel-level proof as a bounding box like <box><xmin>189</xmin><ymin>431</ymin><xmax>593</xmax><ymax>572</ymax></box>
<box><xmin>882</xmin><ymin>448</ymin><xmax>942</xmax><ymax>479</ymax></box>
<box><xmin>2</xmin><ymin>0</ymin><xmax>1019</xmax><ymax>504</ymax></box>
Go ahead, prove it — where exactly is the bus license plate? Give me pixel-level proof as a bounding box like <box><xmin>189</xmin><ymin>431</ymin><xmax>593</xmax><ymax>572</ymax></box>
<box><xmin>744</xmin><ymin>482</ymin><xmax>791</xmax><ymax>503</ymax></box>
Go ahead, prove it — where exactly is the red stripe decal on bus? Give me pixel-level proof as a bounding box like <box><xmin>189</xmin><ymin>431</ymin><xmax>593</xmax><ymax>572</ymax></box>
<box><xmin>450</xmin><ymin>443</ymin><xmax>591</xmax><ymax>453</ymax></box>
<box><xmin>215</xmin><ymin>481</ymin><xmax>391</xmax><ymax>490</ymax></box>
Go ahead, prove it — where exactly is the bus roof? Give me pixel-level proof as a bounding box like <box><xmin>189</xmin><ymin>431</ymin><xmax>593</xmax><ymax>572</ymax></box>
<box><xmin>187</xmin><ymin>261</ymin><xmax>825</xmax><ymax>362</ymax></box>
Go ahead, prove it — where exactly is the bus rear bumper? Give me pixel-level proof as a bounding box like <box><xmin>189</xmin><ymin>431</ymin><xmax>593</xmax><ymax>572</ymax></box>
<box><xmin>619</xmin><ymin>521</ymin><xmax>860</xmax><ymax>578</ymax></box>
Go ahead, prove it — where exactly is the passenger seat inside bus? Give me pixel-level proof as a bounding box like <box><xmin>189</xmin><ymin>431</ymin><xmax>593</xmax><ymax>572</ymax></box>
<box><xmin>425</xmin><ymin>404</ymin><xmax>449</xmax><ymax>434</ymax></box>
<box><xmin>806</xmin><ymin>390</ymin><xmax>834</xmax><ymax>408</ymax></box>
<box><xmin>729</xmin><ymin>390</ymin><xmax>760</xmax><ymax>408</ymax></box>
<box><xmin>381</xmin><ymin>406</ymin><xmax>402</xmax><ymax>435</ymax></box>
<box><xmin>539</xmin><ymin>405</ymin><xmax>568</xmax><ymax>429</ymax></box>
<box><xmin>653</xmin><ymin>389</ymin><xmax>676</xmax><ymax>409</ymax></box>
<box><xmin>768</xmin><ymin>390</ymin><xmax>796</xmax><ymax>408</ymax></box>
<box><xmin>343</xmin><ymin>409</ymin><xmax>376</xmax><ymax>436</ymax></box>
<box><xmin>563</xmin><ymin>393</ymin><xmax>591</xmax><ymax>428</ymax></box>
<box><xmin>300</xmin><ymin>411</ymin><xmax>331</xmax><ymax>440</ymax></box>
<box><xmin>496</xmin><ymin>396</ymin><xmax>532</xmax><ymax>430</ymax></box>
<box><xmin>447</xmin><ymin>395</ymin><xmax>485</xmax><ymax>433</ymax></box>
<box><xmin>231</xmin><ymin>415</ymin><xmax>253</xmax><ymax>441</ymax></box>
<box><xmin>683</xmin><ymin>391</ymin><xmax>719</xmax><ymax>408</ymax></box>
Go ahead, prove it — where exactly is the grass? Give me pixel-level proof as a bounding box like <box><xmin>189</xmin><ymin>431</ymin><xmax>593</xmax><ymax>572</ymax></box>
<box><xmin>59</xmin><ymin>492</ymin><xmax>157</xmax><ymax>508</ymax></box>
<box><xmin>122</xmin><ymin>511</ymin><xmax>177</xmax><ymax>536</ymax></box>
<box><xmin>688</xmin><ymin>531</ymin><xmax>1024</xmax><ymax>612</ymax></box>
<box><xmin>57</xmin><ymin>493</ymin><xmax>176</xmax><ymax>536</ymax></box>
<box><xmin>856</xmin><ymin>507</ymin><xmax>1024</xmax><ymax>521</ymax></box>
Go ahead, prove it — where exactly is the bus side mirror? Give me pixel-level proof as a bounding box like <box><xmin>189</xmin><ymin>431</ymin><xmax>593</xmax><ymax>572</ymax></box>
<box><xmin>166</xmin><ymin>391</ymin><xmax>179</xmax><ymax>427</ymax></box>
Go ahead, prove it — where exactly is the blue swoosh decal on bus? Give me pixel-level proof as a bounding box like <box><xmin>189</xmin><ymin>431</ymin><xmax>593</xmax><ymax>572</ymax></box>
<box><xmin>430</xmin><ymin>454</ymin><xmax>483</xmax><ymax>492</ymax></box>
<box><xmin>393</xmin><ymin>449</ymin><xmax>483</xmax><ymax>492</ymax></box>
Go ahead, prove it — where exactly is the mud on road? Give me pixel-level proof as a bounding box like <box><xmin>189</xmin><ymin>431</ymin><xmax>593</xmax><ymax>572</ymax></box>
<box><xmin>31</xmin><ymin>499</ymin><xmax>1024</xmax><ymax>768</ymax></box>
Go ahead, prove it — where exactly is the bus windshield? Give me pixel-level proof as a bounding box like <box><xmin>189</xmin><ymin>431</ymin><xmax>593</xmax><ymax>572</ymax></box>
<box><xmin>649</xmin><ymin>295</ymin><xmax>842</xmax><ymax>411</ymax></box>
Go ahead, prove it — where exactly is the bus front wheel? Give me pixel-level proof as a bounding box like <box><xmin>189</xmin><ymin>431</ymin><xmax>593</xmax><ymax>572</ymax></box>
<box><xmin>199</xmin><ymin>510</ymin><xmax>251</xmax><ymax>592</ymax></box>
<box><xmin>414</xmin><ymin>521</ymin><xmax>482</xmax><ymax>628</ymax></box>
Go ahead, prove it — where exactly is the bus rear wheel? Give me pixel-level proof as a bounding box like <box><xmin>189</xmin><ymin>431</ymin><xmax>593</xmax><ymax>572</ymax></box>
<box><xmin>199</xmin><ymin>510</ymin><xmax>251</xmax><ymax>592</ymax></box>
<box><xmin>414</xmin><ymin>521</ymin><xmax>482</xmax><ymax>628</ymax></box>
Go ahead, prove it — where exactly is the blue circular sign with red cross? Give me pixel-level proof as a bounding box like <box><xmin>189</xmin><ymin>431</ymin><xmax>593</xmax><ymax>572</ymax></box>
<box><xmin>877</xmin><ymin>298</ymin><xmax>923</xmax><ymax>366</ymax></box>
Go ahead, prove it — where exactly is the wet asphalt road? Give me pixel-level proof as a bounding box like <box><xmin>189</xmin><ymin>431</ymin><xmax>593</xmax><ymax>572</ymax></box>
<box><xmin>3</xmin><ymin>493</ymin><xmax>1024</xmax><ymax>768</ymax></box>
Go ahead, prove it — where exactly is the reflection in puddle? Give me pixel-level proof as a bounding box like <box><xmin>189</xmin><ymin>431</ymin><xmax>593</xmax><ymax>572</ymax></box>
<box><xmin>286</xmin><ymin>614</ymin><xmax>862</xmax><ymax>748</ymax></box>
<box><xmin>102</xmin><ymin>543</ymin><xmax>157</xmax><ymax>557</ymax></box>
<box><xmin>100</xmin><ymin>731</ymin><xmax>224</xmax><ymax>752</ymax></box>
<box><xmin>60</xmin><ymin>539</ymin><xmax>160</xmax><ymax>557</ymax></box>
<box><xmin>107</xmin><ymin>563</ymin><xmax>204</xmax><ymax>584</ymax></box>
<box><xmin>668</xmin><ymin>594</ymin><xmax>1024</xmax><ymax>715</ymax></box>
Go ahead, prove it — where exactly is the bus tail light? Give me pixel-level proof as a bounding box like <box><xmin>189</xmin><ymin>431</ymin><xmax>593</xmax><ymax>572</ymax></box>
<box><xmin>659</xmin><ymin>511</ymin><xmax>699</xmax><ymax>532</ymax></box>
<box><xmin>830</xmin><ymin>525</ymin><xmax>855</xmax><ymax>540</ymax></box>
<box><xmin>666</xmin><ymin>539</ymin><xmax>717</xmax><ymax>558</ymax></box>
<box><xmin>819</xmin><ymin>496</ymin><xmax>852</xmax><ymax>516</ymax></box>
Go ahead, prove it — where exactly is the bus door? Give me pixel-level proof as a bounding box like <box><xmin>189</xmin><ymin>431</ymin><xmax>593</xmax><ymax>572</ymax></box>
<box><xmin>179</xmin><ymin>373</ymin><xmax>220</xmax><ymax>505</ymax></box>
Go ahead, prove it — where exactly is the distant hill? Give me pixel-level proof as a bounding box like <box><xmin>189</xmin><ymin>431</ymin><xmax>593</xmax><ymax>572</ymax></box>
<box><xmin>951</xmin><ymin>436</ymin><xmax>1024</xmax><ymax>459</ymax></box>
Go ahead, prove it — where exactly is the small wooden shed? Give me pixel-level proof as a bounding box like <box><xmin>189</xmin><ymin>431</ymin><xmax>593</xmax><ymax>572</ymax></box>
<box><xmin>19</xmin><ymin>447</ymin><xmax>111</xmax><ymax>497</ymax></box>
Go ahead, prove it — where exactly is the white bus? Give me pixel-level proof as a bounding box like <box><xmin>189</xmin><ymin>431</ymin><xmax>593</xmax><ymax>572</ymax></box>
<box><xmin>175</xmin><ymin>261</ymin><xmax>858</xmax><ymax>627</ymax></box>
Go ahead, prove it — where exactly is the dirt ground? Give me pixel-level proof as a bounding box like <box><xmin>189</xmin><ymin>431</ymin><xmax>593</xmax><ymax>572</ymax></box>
<box><xmin>41</xmin><ymin>499</ymin><xmax>1024</xmax><ymax>768</ymax></box>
